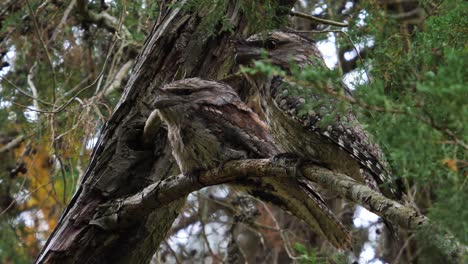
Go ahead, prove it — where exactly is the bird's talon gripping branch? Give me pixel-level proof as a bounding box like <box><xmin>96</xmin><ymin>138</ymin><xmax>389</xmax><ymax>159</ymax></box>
<box><xmin>271</xmin><ymin>153</ymin><xmax>326</xmax><ymax>178</ymax></box>
<box><xmin>271</xmin><ymin>153</ymin><xmax>302</xmax><ymax>178</ymax></box>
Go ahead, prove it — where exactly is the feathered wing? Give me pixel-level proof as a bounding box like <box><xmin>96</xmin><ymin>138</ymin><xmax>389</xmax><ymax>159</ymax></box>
<box><xmin>269</xmin><ymin>77</ymin><xmax>400</xmax><ymax>199</ymax></box>
<box><xmin>199</xmin><ymin>100</ymin><xmax>352</xmax><ymax>249</ymax></box>
<box><xmin>268</xmin><ymin>78</ymin><xmax>400</xmax><ymax>239</ymax></box>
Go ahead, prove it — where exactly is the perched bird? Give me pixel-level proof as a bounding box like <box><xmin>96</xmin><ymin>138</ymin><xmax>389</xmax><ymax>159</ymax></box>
<box><xmin>154</xmin><ymin>77</ymin><xmax>352</xmax><ymax>249</ymax></box>
<box><xmin>235</xmin><ymin>31</ymin><xmax>400</xmax><ymax>204</ymax></box>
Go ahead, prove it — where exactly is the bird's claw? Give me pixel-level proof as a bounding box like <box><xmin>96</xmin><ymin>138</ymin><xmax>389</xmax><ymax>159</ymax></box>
<box><xmin>271</xmin><ymin>153</ymin><xmax>326</xmax><ymax>178</ymax></box>
<box><xmin>271</xmin><ymin>153</ymin><xmax>304</xmax><ymax>178</ymax></box>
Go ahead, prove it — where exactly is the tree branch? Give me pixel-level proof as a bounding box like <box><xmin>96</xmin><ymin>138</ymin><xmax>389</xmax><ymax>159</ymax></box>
<box><xmin>0</xmin><ymin>134</ymin><xmax>24</xmax><ymax>154</ymax></box>
<box><xmin>76</xmin><ymin>0</ymin><xmax>132</xmax><ymax>39</ymax></box>
<box><xmin>92</xmin><ymin>159</ymin><xmax>421</xmax><ymax>229</ymax></box>
<box><xmin>27</xmin><ymin>63</ymin><xmax>40</xmax><ymax>112</ymax></box>
<box><xmin>103</xmin><ymin>59</ymin><xmax>134</xmax><ymax>96</ymax></box>
<box><xmin>91</xmin><ymin>158</ymin><xmax>465</xmax><ymax>260</ymax></box>
<box><xmin>290</xmin><ymin>10</ymin><xmax>348</xmax><ymax>27</ymax></box>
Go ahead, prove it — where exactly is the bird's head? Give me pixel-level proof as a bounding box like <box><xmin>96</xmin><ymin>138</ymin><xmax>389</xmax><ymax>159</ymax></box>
<box><xmin>154</xmin><ymin>78</ymin><xmax>239</xmax><ymax>121</ymax></box>
<box><xmin>235</xmin><ymin>31</ymin><xmax>324</xmax><ymax>71</ymax></box>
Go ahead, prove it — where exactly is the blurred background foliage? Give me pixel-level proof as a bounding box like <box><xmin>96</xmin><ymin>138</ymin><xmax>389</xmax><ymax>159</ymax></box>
<box><xmin>0</xmin><ymin>0</ymin><xmax>466</xmax><ymax>263</ymax></box>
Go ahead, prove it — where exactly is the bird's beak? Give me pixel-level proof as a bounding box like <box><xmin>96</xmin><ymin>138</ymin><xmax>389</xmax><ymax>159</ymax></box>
<box><xmin>235</xmin><ymin>39</ymin><xmax>263</xmax><ymax>65</ymax></box>
<box><xmin>153</xmin><ymin>91</ymin><xmax>180</xmax><ymax>109</ymax></box>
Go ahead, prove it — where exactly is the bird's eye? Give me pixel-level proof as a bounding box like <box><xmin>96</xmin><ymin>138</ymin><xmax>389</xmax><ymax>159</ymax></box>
<box><xmin>171</xmin><ymin>89</ymin><xmax>193</xmax><ymax>96</ymax></box>
<box><xmin>265</xmin><ymin>39</ymin><xmax>278</xmax><ymax>50</ymax></box>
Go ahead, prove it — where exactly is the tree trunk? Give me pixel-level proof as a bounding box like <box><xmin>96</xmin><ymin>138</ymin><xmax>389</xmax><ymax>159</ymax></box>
<box><xmin>36</xmin><ymin>1</ymin><xmax>294</xmax><ymax>263</ymax></box>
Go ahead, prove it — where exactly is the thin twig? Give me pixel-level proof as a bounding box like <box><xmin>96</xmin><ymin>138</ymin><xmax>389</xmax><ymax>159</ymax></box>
<box><xmin>164</xmin><ymin>240</ymin><xmax>182</xmax><ymax>264</ymax></box>
<box><xmin>260</xmin><ymin>200</ymin><xmax>301</xmax><ymax>260</ymax></box>
<box><xmin>0</xmin><ymin>172</ymin><xmax>60</xmax><ymax>217</ymax></box>
<box><xmin>393</xmin><ymin>233</ymin><xmax>415</xmax><ymax>263</ymax></box>
<box><xmin>197</xmin><ymin>193</ymin><xmax>224</xmax><ymax>263</ymax></box>
<box><xmin>294</xmin><ymin>29</ymin><xmax>372</xmax><ymax>82</ymax></box>
<box><xmin>290</xmin><ymin>10</ymin><xmax>348</xmax><ymax>27</ymax></box>
<box><xmin>11</xmin><ymin>34</ymin><xmax>120</xmax><ymax>114</ymax></box>
<box><xmin>50</xmin><ymin>0</ymin><xmax>77</xmax><ymax>42</ymax></box>
<box><xmin>103</xmin><ymin>59</ymin><xmax>134</xmax><ymax>96</ymax></box>
<box><xmin>27</xmin><ymin>63</ymin><xmax>40</xmax><ymax>112</ymax></box>
<box><xmin>0</xmin><ymin>134</ymin><xmax>24</xmax><ymax>154</ymax></box>
<box><xmin>2</xmin><ymin>77</ymin><xmax>55</xmax><ymax>108</ymax></box>
<box><xmin>25</xmin><ymin>0</ymin><xmax>57</xmax><ymax>103</ymax></box>
<box><xmin>61</xmin><ymin>75</ymin><xmax>91</xmax><ymax>99</ymax></box>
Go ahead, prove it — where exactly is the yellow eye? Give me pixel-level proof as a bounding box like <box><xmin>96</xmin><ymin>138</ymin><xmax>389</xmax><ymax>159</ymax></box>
<box><xmin>265</xmin><ymin>39</ymin><xmax>278</xmax><ymax>50</ymax></box>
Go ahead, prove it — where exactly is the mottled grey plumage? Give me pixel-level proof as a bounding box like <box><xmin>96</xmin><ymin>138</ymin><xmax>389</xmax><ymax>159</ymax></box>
<box><xmin>236</xmin><ymin>31</ymin><xmax>398</xmax><ymax>200</ymax></box>
<box><xmin>154</xmin><ymin>77</ymin><xmax>352</xmax><ymax>249</ymax></box>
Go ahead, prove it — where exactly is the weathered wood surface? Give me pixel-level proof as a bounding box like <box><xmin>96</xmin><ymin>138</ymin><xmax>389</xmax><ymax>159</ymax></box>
<box><xmin>36</xmin><ymin>1</ymin><xmax>273</xmax><ymax>262</ymax></box>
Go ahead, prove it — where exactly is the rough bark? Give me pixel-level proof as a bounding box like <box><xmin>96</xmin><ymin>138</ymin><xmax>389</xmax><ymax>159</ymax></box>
<box><xmin>36</xmin><ymin>1</ymin><xmax>297</xmax><ymax>263</ymax></box>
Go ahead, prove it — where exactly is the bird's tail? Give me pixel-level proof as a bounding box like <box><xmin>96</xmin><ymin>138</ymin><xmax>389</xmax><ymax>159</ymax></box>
<box><xmin>234</xmin><ymin>177</ymin><xmax>352</xmax><ymax>249</ymax></box>
<box><xmin>295</xmin><ymin>179</ymin><xmax>353</xmax><ymax>249</ymax></box>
